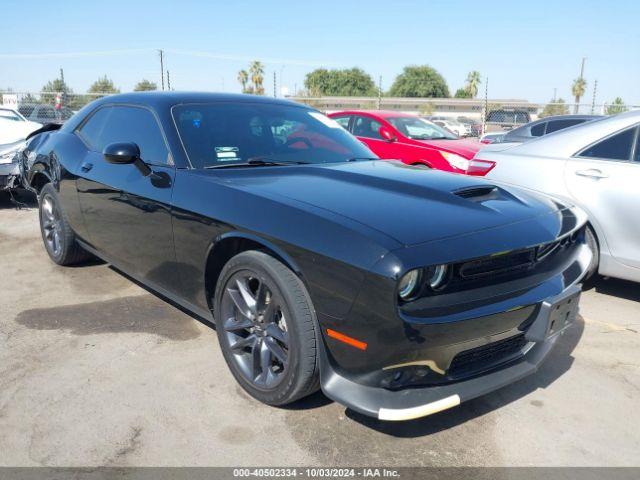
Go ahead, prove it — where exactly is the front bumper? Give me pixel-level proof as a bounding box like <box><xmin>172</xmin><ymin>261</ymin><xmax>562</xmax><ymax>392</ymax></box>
<box><xmin>0</xmin><ymin>162</ymin><xmax>20</xmax><ymax>191</ymax></box>
<box><xmin>320</xmin><ymin>284</ymin><xmax>581</xmax><ymax>421</ymax></box>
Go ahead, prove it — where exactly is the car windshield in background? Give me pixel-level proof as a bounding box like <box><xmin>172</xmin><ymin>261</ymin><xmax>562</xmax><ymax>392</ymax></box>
<box><xmin>387</xmin><ymin>116</ymin><xmax>457</xmax><ymax>140</ymax></box>
<box><xmin>172</xmin><ymin>103</ymin><xmax>375</xmax><ymax>169</ymax></box>
<box><xmin>0</xmin><ymin>109</ymin><xmax>22</xmax><ymax>122</ymax></box>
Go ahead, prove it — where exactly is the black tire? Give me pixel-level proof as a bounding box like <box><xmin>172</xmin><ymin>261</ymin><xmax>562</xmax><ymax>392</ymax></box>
<box><xmin>584</xmin><ymin>225</ymin><xmax>600</xmax><ymax>280</ymax></box>
<box><xmin>214</xmin><ymin>250</ymin><xmax>319</xmax><ymax>406</ymax></box>
<box><xmin>38</xmin><ymin>183</ymin><xmax>91</xmax><ymax>266</ymax></box>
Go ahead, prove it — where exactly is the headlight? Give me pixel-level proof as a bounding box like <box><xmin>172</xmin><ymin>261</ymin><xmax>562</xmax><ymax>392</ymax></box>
<box><xmin>0</xmin><ymin>141</ymin><xmax>25</xmax><ymax>165</ymax></box>
<box><xmin>426</xmin><ymin>264</ymin><xmax>448</xmax><ymax>290</ymax></box>
<box><xmin>440</xmin><ymin>152</ymin><xmax>470</xmax><ymax>171</ymax></box>
<box><xmin>398</xmin><ymin>269</ymin><xmax>421</xmax><ymax>300</ymax></box>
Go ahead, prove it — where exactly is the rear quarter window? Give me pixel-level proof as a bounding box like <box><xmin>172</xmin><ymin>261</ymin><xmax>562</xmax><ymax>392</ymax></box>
<box><xmin>546</xmin><ymin>118</ymin><xmax>585</xmax><ymax>134</ymax></box>
<box><xmin>579</xmin><ymin>126</ymin><xmax>637</xmax><ymax>161</ymax></box>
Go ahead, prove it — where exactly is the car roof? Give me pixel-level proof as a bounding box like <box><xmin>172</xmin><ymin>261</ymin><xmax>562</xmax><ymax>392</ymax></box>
<box><xmin>88</xmin><ymin>91</ymin><xmax>308</xmax><ymax>110</ymax></box>
<box><xmin>530</xmin><ymin>114</ymin><xmax>603</xmax><ymax>123</ymax></box>
<box><xmin>487</xmin><ymin>110</ymin><xmax>640</xmax><ymax>158</ymax></box>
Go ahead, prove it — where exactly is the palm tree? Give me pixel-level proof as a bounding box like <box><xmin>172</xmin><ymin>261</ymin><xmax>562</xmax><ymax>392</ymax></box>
<box><xmin>237</xmin><ymin>70</ymin><xmax>249</xmax><ymax>93</ymax></box>
<box><xmin>572</xmin><ymin>77</ymin><xmax>587</xmax><ymax>114</ymax></box>
<box><xmin>464</xmin><ymin>71</ymin><xmax>482</xmax><ymax>98</ymax></box>
<box><xmin>249</xmin><ymin>61</ymin><xmax>265</xmax><ymax>95</ymax></box>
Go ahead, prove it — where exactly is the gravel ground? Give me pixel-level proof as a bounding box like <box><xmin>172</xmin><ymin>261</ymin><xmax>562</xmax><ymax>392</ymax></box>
<box><xmin>1</xmin><ymin>191</ymin><xmax>638</xmax><ymax>467</ymax></box>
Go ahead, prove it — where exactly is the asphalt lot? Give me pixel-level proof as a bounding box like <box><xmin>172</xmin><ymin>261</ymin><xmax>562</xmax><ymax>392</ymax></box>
<box><xmin>1</xmin><ymin>191</ymin><xmax>639</xmax><ymax>467</ymax></box>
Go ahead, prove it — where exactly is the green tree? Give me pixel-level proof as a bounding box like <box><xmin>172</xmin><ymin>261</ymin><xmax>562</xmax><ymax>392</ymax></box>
<box><xmin>539</xmin><ymin>98</ymin><xmax>570</xmax><ymax>117</ymax></box>
<box><xmin>88</xmin><ymin>75</ymin><xmax>120</xmax><ymax>100</ymax></box>
<box><xmin>41</xmin><ymin>77</ymin><xmax>72</xmax><ymax>104</ymax></box>
<box><xmin>304</xmin><ymin>68</ymin><xmax>377</xmax><ymax>96</ymax></box>
<box><xmin>606</xmin><ymin>97</ymin><xmax>627</xmax><ymax>115</ymax></box>
<box><xmin>249</xmin><ymin>61</ymin><xmax>265</xmax><ymax>95</ymax></box>
<box><xmin>418</xmin><ymin>103</ymin><xmax>435</xmax><ymax>116</ymax></box>
<box><xmin>134</xmin><ymin>79</ymin><xmax>157</xmax><ymax>91</ymax></box>
<box><xmin>237</xmin><ymin>69</ymin><xmax>251</xmax><ymax>93</ymax></box>
<box><xmin>571</xmin><ymin>77</ymin><xmax>587</xmax><ymax>113</ymax></box>
<box><xmin>464</xmin><ymin>71</ymin><xmax>482</xmax><ymax>98</ymax></box>
<box><xmin>389</xmin><ymin>65</ymin><xmax>449</xmax><ymax>98</ymax></box>
<box><xmin>454</xmin><ymin>88</ymin><xmax>472</xmax><ymax>98</ymax></box>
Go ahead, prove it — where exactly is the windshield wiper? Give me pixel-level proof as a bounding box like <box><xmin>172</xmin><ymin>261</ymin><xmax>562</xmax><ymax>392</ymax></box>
<box><xmin>205</xmin><ymin>158</ymin><xmax>310</xmax><ymax>169</ymax></box>
<box><xmin>412</xmin><ymin>136</ymin><xmax>452</xmax><ymax>140</ymax></box>
<box><xmin>345</xmin><ymin>157</ymin><xmax>378</xmax><ymax>162</ymax></box>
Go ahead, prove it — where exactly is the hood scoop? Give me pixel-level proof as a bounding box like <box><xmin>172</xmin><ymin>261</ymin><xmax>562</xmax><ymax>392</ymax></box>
<box><xmin>453</xmin><ymin>185</ymin><xmax>500</xmax><ymax>202</ymax></box>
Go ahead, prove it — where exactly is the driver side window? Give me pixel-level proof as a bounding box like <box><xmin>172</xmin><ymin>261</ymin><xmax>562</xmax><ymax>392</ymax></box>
<box><xmin>352</xmin><ymin>116</ymin><xmax>383</xmax><ymax>140</ymax></box>
<box><xmin>78</xmin><ymin>105</ymin><xmax>171</xmax><ymax>165</ymax></box>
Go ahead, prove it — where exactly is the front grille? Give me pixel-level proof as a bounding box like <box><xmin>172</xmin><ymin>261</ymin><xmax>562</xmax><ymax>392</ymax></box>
<box><xmin>459</xmin><ymin>249</ymin><xmax>536</xmax><ymax>279</ymax></box>
<box><xmin>448</xmin><ymin>333</ymin><xmax>528</xmax><ymax>378</ymax></box>
<box><xmin>454</xmin><ymin>229</ymin><xmax>583</xmax><ymax>284</ymax></box>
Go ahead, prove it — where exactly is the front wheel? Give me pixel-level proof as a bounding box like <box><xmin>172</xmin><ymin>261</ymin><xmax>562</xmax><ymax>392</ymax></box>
<box><xmin>38</xmin><ymin>183</ymin><xmax>91</xmax><ymax>265</ymax></box>
<box><xmin>214</xmin><ymin>250</ymin><xmax>319</xmax><ymax>406</ymax></box>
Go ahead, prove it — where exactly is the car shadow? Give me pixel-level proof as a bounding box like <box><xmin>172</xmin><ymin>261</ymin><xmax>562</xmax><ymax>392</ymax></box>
<box><xmin>584</xmin><ymin>275</ymin><xmax>640</xmax><ymax>303</ymax></box>
<box><xmin>107</xmin><ymin>263</ymin><xmax>217</xmax><ymax>331</ymax></box>
<box><xmin>0</xmin><ymin>188</ymin><xmax>37</xmax><ymax>209</ymax></box>
<box><xmin>340</xmin><ymin>316</ymin><xmax>585</xmax><ymax>437</ymax></box>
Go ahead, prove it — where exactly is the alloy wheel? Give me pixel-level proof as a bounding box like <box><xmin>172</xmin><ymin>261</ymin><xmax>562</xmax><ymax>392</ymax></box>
<box><xmin>221</xmin><ymin>271</ymin><xmax>290</xmax><ymax>389</ymax></box>
<box><xmin>41</xmin><ymin>194</ymin><xmax>63</xmax><ymax>257</ymax></box>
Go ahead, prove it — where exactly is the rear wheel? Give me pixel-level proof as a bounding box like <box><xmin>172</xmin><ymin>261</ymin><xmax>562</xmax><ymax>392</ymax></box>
<box><xmin>38</xmin><ymin>183</ymin><xmax>91</xmax><ymax>265</ymax></box>
<box><xmin>214</xmin><ymin>251</ymin><xmax>319</xmax><ymax>406</ymax></box>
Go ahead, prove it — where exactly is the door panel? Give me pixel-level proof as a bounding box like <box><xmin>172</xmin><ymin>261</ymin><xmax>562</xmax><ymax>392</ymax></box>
<box><xmin>76</xmin><ymin>153</ymin><xmax>177</xmax><ymax>288</ymax></box>
<box><xmin>74</xmin><ymin>104</ymin><xmax>178</xmax><ymax>293</ymax></box>
<box><xmin>565</xmin><ymin>157</ymin><xmax>640</xmax><ymax>269</ymax></box>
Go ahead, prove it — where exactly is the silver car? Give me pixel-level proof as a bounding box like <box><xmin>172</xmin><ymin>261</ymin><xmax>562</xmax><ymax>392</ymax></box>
<box><xmin>474</xmin><ymin>110</ymin><xmax>640</xmax><ymax>283</ymax></box>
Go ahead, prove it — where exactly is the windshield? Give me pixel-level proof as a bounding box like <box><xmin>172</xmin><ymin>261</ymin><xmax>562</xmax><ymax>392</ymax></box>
<box><xmin>172</xmin><ymin>102</ymin><xmax>376</xmax><ymax>169</ymax></box>
<box><xmin>387</xmin><ymin>116</ymin><xmax>457</xmax><ymax>140</ymax></box>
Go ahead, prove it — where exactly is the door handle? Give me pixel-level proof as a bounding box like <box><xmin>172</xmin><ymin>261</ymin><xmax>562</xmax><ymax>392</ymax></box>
<box><xmin>80</xmin><ymin>162</ymin><xmax>93</xmax><ymax>172</ymax></box>
<box><xmin>575</xmin><ymin>168</ymin><xmax>608</xmax><ymax>179</ymax></box>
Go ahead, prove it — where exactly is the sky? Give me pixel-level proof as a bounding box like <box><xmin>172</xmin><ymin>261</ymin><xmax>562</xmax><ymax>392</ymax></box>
<box><xmin>1</xmin><ymin>0</ymin><xmax>639</xmax><ymax>104</ymax></box>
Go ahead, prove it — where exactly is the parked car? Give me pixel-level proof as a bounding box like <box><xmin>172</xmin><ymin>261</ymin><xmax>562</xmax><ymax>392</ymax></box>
<box><xmin>457</xmin><ymin>116</ymin><xmax>482</xmax><ymax>137</ymax></box>
<box><xmin>484</xmin><ymin>108</ymin><xmax>531</xmax><ymax>133</ymax></box>
<box><xmin>21</xmin><ymin>92</ymin><xmax>590</xmax><ymax>421</ymax></box>
<box><xmin>0</xmin><ymin>109</ymin><xmax>42</xmax><ymax>191</ymax></box>
<box><xmin>428</xmin><ymin>116</ymin><xmax>472</xmax><ymax>137</ymax></box>
<box><xmin>474</xmin><ymin>109</ymin><xmax>640</xmax><ymax>283</ymax></box>
<box><xmin>500</xmin><ymin>115</ymin><xmax>602</xmax><ymax>144</ymax></box>
<box><xmin>0</xmin><ymin>107</ymin><xmax>42</xmax><ymax>139</ymax></box>
<box><xmin>329</xmin><ymin>110</ymin><xmax>482</xmax><ymax>173</ymax></box>
<box><xmin>18</xmin><ymin>103</ymin><xmax>73</xmax><ymax>125</ymax></box>
<box><xmin>479</xmin><ymin>132</ymin><xmax>505</xmax><ymax>144</ymax></box>
<box><xmin>0</xmin><ymin>137</ymin><xmax>23</xmax><ymax>192</ymax></box>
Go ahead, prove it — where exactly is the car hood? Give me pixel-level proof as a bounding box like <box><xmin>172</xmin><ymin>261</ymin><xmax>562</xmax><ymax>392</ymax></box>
<box><xmin>0</xmin><ymin>121</ymin><xmax>41</xmax><ymax>145</ymax></box>
<box><xmin>210</xmin><ymin>160</ymin><xmax>566</xmax><ymax>247</ymax></box>
<box><xmin>412</xmin><ymin>138</ymin><xmax>481</xmax><ymax>159</ymax></box>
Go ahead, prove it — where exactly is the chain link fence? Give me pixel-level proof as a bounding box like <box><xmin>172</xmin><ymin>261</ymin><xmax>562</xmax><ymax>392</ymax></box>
<box><xmin>2</xmin><ymin>91</ymin><xmax>638</xmax><ymax>136</ymax></box>
<box><xmin>1</xmin><ymin>91</ymin><xmax>111</xmax><ymax>125</ymax></box>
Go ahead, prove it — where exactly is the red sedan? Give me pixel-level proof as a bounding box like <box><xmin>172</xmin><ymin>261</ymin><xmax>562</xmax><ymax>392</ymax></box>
<box><xmin>328</xmin><ymin>110</ymin><xmax>492</xmax><ymax>175</ymax></box>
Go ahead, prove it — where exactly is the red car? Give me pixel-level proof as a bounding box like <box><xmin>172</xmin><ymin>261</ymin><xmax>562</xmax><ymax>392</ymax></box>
<box><xmin>328</xmin><ymin>110</ymin><xmax>492</xmax><ymax>175</ymax></box>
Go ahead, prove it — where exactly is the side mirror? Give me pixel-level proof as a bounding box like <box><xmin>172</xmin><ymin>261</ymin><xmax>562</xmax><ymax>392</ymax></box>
<box><xmin>103</xmin><ymin>142</ymin><xmax>139</xmax><ymax>164</ymax></box>
<box><xmin>103</xmin><ymin>142</ymin><xmax>151</xmax><ymax>176</ymax></box>
<box><xmin>379</xmin><ymin>126</ymin><xmax>396</xmax><ymax>142</ymax></box>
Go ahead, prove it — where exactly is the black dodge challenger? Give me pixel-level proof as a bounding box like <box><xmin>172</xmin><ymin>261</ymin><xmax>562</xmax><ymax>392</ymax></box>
<box><xmin>20</xmin><ymin>92</ymin><xmax>591</xmax><ymax>421</ymax></box>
